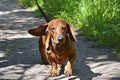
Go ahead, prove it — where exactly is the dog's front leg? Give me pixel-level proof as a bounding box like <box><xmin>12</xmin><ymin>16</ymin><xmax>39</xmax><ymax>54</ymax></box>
<box><xmin>51</xmin><ymin>61</ymin><xmax>60</xmax><ymax>76</ymax></box>
<box><xmin>47</xmin><ymin>56</ymin><xmax>60</xmax><ymax>76</ymax></box>
<box><xmin>64</xmin><ymin>54</ymin><xmax>76</xmax><ymax>76</ymax></box>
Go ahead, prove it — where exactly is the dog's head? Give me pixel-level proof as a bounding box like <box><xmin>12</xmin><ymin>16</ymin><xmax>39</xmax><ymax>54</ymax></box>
<box><xmin>28</xmin><ymin>19</ymin><xmax>77</xmax><ymax>45</ymax></box>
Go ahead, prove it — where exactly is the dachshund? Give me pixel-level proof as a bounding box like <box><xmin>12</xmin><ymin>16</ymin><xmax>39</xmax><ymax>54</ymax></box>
<box><xmin>28</xmin><ymin>19</ymin><xmax>77</xmax><ymax>76</ymax></box>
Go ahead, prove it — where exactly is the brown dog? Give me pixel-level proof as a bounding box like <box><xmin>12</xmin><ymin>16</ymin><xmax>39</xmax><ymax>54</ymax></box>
<box><xmin>28</xmin><ymin>19</ymin><xmax>77</xmax><ymax>76</ymax></box>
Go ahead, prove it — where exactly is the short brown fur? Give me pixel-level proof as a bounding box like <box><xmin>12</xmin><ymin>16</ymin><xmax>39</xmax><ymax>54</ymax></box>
<box><xmin>28</xmin><ymin>19</ymin><xmax>77</xmax><ymax>76</ymax></box>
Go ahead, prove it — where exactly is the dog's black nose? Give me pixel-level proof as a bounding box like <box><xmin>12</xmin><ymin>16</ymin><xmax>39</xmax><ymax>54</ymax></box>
<box><xmin>58</xmin><ymin>36</ymin><xmax>63</xmax><ymax>42</ymax></box>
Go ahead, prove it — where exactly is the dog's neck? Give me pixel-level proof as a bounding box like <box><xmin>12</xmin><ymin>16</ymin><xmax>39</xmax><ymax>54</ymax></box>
<box><xmin>52</xmin><ymin>42</ymin><xmax>65</xmax><ymax>54</ymax></box>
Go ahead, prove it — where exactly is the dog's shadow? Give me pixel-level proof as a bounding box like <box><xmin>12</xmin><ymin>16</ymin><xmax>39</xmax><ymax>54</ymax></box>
<box><xmin>73</xmin><ymin>61</ymin><xmax>101</xmax><ymax>80</ymax></box>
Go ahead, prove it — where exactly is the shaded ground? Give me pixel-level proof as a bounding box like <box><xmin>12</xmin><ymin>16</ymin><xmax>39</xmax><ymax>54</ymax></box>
<box><xmin>0</xmin><ymin>0</ymin><xmax>120</xmax><ymax>80</ymax></box>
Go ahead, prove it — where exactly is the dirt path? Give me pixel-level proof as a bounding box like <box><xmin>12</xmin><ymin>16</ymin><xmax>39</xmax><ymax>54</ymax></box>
<box><xmin>0</xmin><ymin>0</ymin><xmax>120</xmax><ymax>80</ymax></box>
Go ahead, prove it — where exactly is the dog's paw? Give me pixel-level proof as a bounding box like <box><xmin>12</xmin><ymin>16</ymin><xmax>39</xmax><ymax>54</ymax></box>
<box><xmin>64</xmin><ymin>66</ymin><xmax>72</xmax><ymax>76</ymax></box>
<box><xmin>51</xmin><ymin>69</ymin><xmax>60</xmax><ymax>76</ymax></box>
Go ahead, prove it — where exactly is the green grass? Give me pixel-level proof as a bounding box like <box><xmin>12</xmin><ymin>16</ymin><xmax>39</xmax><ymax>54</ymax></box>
<box><xmin>18</xmin><ymin>0</ymin><xmax>120</xmax><ymax>60</ymax></box>
<box><xmin>5</xmin><ymin>48</ymin><xmax>10</xmax><ymax>54</ymax></box>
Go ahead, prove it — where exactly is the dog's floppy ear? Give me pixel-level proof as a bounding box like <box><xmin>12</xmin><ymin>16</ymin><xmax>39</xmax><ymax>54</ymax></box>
<box><xmin>28</xmin><ymin>23</ymin><xmax>48</xmax><ymax>36</ymax></box>
<box><xmin>67</xmin><ymin>24</ymin><xmax>77</xmax><ymax>42</ymax></box>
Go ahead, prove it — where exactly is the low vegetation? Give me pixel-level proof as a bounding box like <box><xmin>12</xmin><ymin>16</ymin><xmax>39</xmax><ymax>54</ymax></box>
<box><xmin>18</xmin><ymin>0</ymin><xmax>120</xmax><ymax>60</ymax></box>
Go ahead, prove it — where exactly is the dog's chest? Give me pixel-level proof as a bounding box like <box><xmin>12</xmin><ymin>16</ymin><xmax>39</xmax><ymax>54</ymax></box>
<box><xmin>56</xmin><ymin>55</ymin><xmax>67</xmax><ymax>64</ymax></box>
<box><xmin>48</xmin><ymin>51</ymin><xmax>67</xmax><ymax>64</ymax></box>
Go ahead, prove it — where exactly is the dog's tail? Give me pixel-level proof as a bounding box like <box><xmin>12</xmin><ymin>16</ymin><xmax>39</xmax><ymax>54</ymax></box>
<box><xmin>35</xmin><ymin>0</ymin><xmax>50</xmax><ymax>23</ymax></box>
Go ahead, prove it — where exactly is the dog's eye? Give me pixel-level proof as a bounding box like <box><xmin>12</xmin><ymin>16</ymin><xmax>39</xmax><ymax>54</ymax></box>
<box><xmin>51</xmin><ymin>27</ymin><xmax>55</xmax><ymax>31</ymax></box>
<box><xmin>62</xmin><ymin>27</ymin><xmax>66</xmax><ymax>30</ymax></box>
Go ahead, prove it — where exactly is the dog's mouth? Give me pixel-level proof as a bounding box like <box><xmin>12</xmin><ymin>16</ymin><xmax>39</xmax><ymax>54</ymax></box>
<box><xmin>54</xmin><ymin>40</ymin><xmax>64</xmax><ymax>45</ymax></box>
